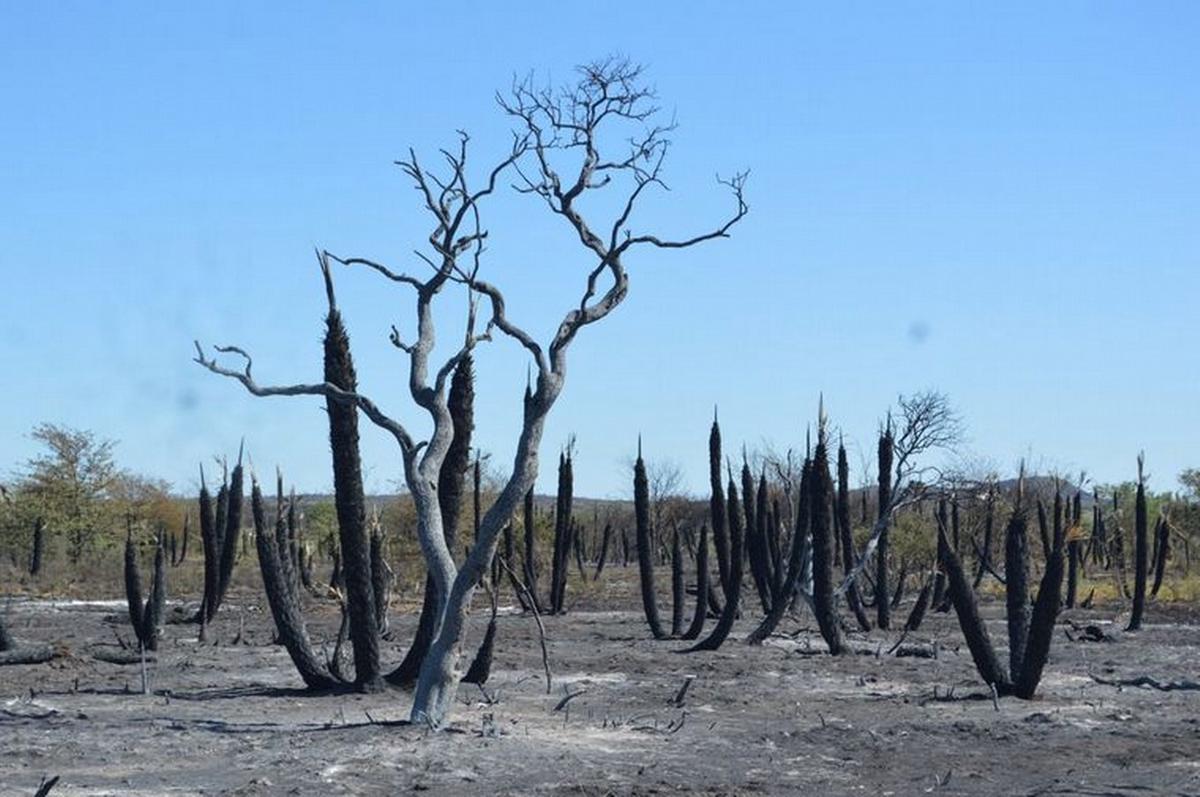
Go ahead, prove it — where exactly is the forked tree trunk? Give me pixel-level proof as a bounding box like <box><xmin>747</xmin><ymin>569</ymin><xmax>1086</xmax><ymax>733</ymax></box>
<box><xmin>682</xmin><ymin>477</ymin><xmax>744</xmax><ymax>652</ymax></box>
<box><xmin>746</xmin><ymin>458</ymin><xmax>811</xmax><ymax>645</ymax></box>
<box><xmin>389</xmin><ymin>356</ymin><xmax>474</xmax><ymax>687</ymax></box>
<box><xmin>1012</xmin><ymin>524</ymin><xmax>1065</xmax><ymax>698</ymax></box>
<box><xmin>939</xmin><ymin>522</ymin><xmax>1012</xmax><ymax>694</ymax></box>
<box><xmin>140</xmin><ymin>535</ymin><xmax>167</xmax><ymax>652</ymax></box>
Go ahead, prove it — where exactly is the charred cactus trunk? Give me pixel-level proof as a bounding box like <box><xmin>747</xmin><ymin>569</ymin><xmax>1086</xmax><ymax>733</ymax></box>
<box><xmin>746</xmin><ymin>457</ymin><xmax>812</xmax><ymax>645</ymax></box>
<box><xmin>212</xmin><ymin>451</ymin><xmax>244</xmax><ymax>620</ymax></box>
<box><xmin>29</xmin><ymin>517</ymin><xmax>45</xmax><ymax>577</ymax></box>
<box><xmin>671</xmin><ymin>525</ymin><xmax>686</xmax><ymax>636</ymax></box>
<box><xmin>875</xmin><ymin>427</ymin><xmax>894</xmax><ymax>629</ymax></box>
<box><xmin>837</xmin><ymin>442</ymin><xmax>871</xmax><ymax>631</ymax></box>
<box><xmin>810</xmin><ymin>428</ymin><xmax>845</xmax><ymax>655</ymax></box>
<box><xmin>940</xmin><ymin>519</ymin><xmax>1012</xmax><ymax>694</ymax></box>
<box><xmin>322</xmin><ymin>269</ymin><xmax>381</xmax><ymax>691</ymax></box>
<box><xmin>1004</xmin><ymin>481</ymin><xmax>1030</xmax><ymax>681</ymax></box>
<box><xmin>683</xmin><ymin>475</ymin><xmax>744</xmax><ymax>652</ymax></box>
<box><xmin>550</xmin><ymin>451</ymin><xmax>574</xmax><ymax>614</ymax></box>
<box><xmin>253</xmin><ymin>475</ymin><xmax>338</xmax><ymax>690</ymax></box>
<box><xmin>743</xmin><ymin>463</ymin><xmax>771</xmax><ymax>614</ymax></box>
<box><xmin>634</xmin><ymin>442</ymin><xmax>667</xmax><ymax>639</ymax></box>
<box><xmin>1013</xmin><ymin>518</ymin><xmax>1065</xmax><ymax>699</ymax></box>
<box><xmin>709</xmin><ymin>417</ymin><xmax>731</xmax><ymax>602</ymax></box>
<box><xmin>681</xmin><ymin>523</ymin><xmax>710</xmax><ymax>641</ymax></box>
<box><xmin>123</xmin><ymin>523</ymin><xmax>145</xmax><ymax>642</ymax></box>
<box><xmin>1128</xmin><ymin>454</ymin><xmax>1149</xmax><ymax>631</ymax></box>
<box><xmin>522</xmin><ymin>489</ymin><xmax>543</xmax><ymax>612</ymax></box>
<box><xmin>1151</xmin><ymin>515</ymin><xmax>1170</xmax><ymax>597</ymax></box>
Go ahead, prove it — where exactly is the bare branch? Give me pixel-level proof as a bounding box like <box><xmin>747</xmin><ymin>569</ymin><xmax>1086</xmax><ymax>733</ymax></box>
<box><xmin>192</xmin><ymin>341</ymin><xmax>419</xmax><ymax>458</ymax></box>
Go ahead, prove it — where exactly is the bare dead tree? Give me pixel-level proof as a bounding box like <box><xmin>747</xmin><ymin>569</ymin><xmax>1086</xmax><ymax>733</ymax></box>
<box><xmin>195</xmin><ymin>58</ymin><xmax>746</xmax><ymax>727</ymax></box>
<box><xmin>838</xmin><ymin>392</ymin><xmax>963</xmax><ymax>613</ymax></box>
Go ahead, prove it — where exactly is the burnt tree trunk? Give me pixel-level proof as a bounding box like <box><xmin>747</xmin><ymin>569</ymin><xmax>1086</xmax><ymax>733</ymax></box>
<box><xmin>810</xmin><ymin>433</ymin><xmax>845</xmax><ymax>655</ymax></box>
<box><xmin>252</xmin><ymin>475</ymin><xmax>338</xmax><ymax>690</ymax></box>
<box><xmin>940</xmin><ymin>521</ymin><xmax>1012</xmax><ymax>694</ymax></box>
<box><xmin>1004</xmin><ymin>491</ymin><xmax>1030</xmax><ymax>680</ymax></box>
<box><xmin>876</xmin><ymin>429</ymin><xmax>894</xmax><ymax>629</ymax></box>
<box><xmin>634</xmin><ymin>442</ymin><xmax>667</xmax><ymax>639</ymax></box>
<box><xmin>388</xmin><ymin>354</ymin><xmax>473</xmax><ymax>687</ymax></box>
<box><xmin>681</xmin><ymin>523</ymin><xmax>710</xmax><ymax>641</ymax></box>
<box><xmin>323</xmin><ymin>273</ymin><xmax>382</xmax><ymax>692</ymax></box>
<box><xmin>29</xmin><ymin>517</ymin><xmax>45</xmax><ymax>576</ymax></box>
<box><xmin>1128</xmin><ymin>455</ymin><xmax>1149</xmax><ymax>631</ymax></box>
<box><xmin>837</xmin><ymin>442</ymin><xmax>871</xmax><ymax>631</ymax></box>
<box><xmin>1012</xmin><ymin>520</ymin><xmax>1065</xmax><ymax>699</ymax></box>
<box><xmin>522</xmin><ymin>489</ymin><xmax>543</xmax><ymax>612</ymax></box>
<box><xmin>709</xmin><ymin>417</ymin><xmax>731</xmax><ymax>601</ymax></box>
<box><xmin>746</xmin><ymin>457</ymin><xmax>811</xmax><ymax>646</ymax></box>
<box><xmin>683</xmin><ymin>476</ymin><xmax>744</xmax><ymax>652</ymax></box>
<box><xmin>1151</xmin><ymin>516</ymin><xmax>1170</xmax><ymax>597</ymax></box>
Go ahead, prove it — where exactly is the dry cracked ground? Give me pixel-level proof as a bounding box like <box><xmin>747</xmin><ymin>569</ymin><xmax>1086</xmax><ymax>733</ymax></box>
<box><xmin>2</xmin><ymin>574</ymin><xmax>1199</xmax><ymax>796</ymax></box>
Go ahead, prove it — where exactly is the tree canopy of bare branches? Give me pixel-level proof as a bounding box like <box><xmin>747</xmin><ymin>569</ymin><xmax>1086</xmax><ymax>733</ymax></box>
<box><xmin>195</xmin><ymin>57</ymin><xmax>746</xmax><ymax>727</ymax></box>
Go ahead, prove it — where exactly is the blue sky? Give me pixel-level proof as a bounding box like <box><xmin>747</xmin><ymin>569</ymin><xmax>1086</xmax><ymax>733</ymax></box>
<box><xmin>2</xmin><ymin>3</ymin><xmax>1197</xmax><ymax>498</ymax></box>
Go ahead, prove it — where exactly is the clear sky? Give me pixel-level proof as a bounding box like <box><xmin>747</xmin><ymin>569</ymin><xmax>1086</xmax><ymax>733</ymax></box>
<box><xmin>2</xmin><ymin>3</ymin><xmax>1197</xmax><ymax>500</ymax></box>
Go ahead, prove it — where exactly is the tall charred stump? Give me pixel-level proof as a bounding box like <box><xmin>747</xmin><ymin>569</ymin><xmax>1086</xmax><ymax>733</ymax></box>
<box><xmin>254</xmin><ymin>475</ymin><xmax>338</xmax><ymax>690</ymax></box>
<box><xmin>550</xmin><ymin>451</ymin><xmax>574</xmax><ymax>614</ymax></box>
<box><xmin>683</xmin><ymin>475</ymin><xmax>744</xmax><ymax>652</ymax></box>
<box><xmin>1004</xmin><ymin>481</ymin><xmax>1030</xmax><ymax>681</ymax></box>
<box><xmin>321</xmin><ymin>267</ymin><xmax>381</xmax><ymax>691</ymax></box>
<box><xmin>1128</xmin><ymin>454</ymin><xmax>1149</xmax><ymax>631</ymax></box>
<box><xmin>810</xmin><ymin>428</ymin><xmax>846</xmax><ymax>655</ymax></box>
<box><xmin>634</xmin><ymin>441</ymin><xmax>667</xmax><ymax>639</ymax></box>
<box><xmin>743</xmin><ymin>462</ymin><xmax>771</xmax><ymax>615</ymax></box>
<box><xmin>671</xmin><ymin>525</ymin><xmax>686</xmax><ymax>636</ymax></box>
<box><xmin>876</xmin><ymin>427</ymin><xmax>895</xmax><ymax>629</ymax></box>
<box><xmin>681</xmin><ymin>523</ymin><xmax>711</xmax><ymax>641</ymax></box>
<box><xmin>837</xmin><ymin>442</ymin><xmax>871</xmax><ymax>631</ymax></box>
<box><xmin>1151</xmin><ymin>515</ymin><xmax>1171</xmax><ymax>597</ymax></box>
<box><xmin>29</xmin><ymin>517</ymin><xmax>45</xmax><ymax>577</ymax></box>
<box><xmin>939</xmin><ymin>520</ymin><xmax>1012</xmax><ymax>694</ymax></box>
<box><xmin>746</xmin><ymin>458</ymin><xmax>811</xmax><ymax>645</ymax></box>
<box><xmin>973</xmin><ymin>486</ymin><xmax>996</xmax><ymax>588</ymax></box>
<box><xmin>522</xmin><ymin>489</ymin><xmax>544</xmax><ymax>613</ymax></box>
<box><xmin>709</xmin><ymin>417</ymin><xmax>731</xmax><ymax>603</ymax></box>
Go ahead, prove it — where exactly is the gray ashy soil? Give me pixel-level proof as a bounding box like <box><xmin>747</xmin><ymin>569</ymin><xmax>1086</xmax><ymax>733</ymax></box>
<box><xmin>1</xmin><ymin>581</ymin><xmax>1198</xmax><ymax>796</ymax></box>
